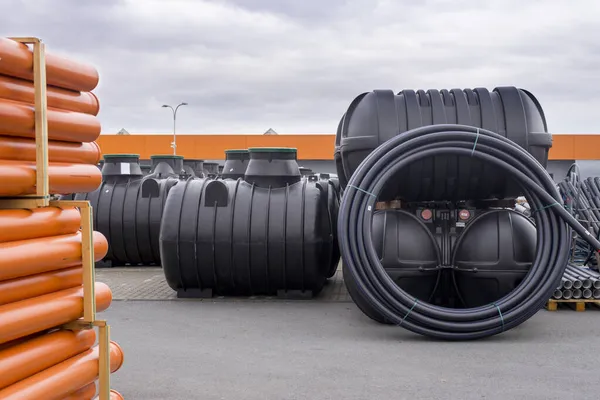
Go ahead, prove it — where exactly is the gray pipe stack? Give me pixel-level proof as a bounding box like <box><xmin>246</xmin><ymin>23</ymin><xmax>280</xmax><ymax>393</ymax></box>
<box><xmin>554</xmin><ymin>264</ymin><xmax>600</xmax><ymax>299</ymax></box>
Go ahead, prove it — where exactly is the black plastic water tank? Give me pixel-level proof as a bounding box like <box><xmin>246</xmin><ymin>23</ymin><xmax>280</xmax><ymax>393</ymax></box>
<box><xmin>244</xmin><ymin>148</ymin><xmax>301</xmax><ymax>188</ymax></box>
<box><xmin>299</xmin><ymin>167</ymin><xmax>314</xmax><ymax>176</ymax></box>
<box><xmin>183</xmin><ymin>159</ymin><xmax>205</xmax><ymax>177</ymax></box>
<box><xmin>222</xmin><ymin>149</ymin><xmax>249</xmax><ymax>179</ymax></box>
<box><xmin>336</xmin><ymin>87</ymin><xmax>551</xmax><ymax>201</ymax></box>
<box><xmin>74</xmin><ymin>153</ymin><xmax>181</xmax><ymax>266</ymax></box>
<box><xmin>344</xmin><ymin>209</ymin><xmax>441</xmax><ymax>323</ymax></box>
<box><xmin>452</xmin><ymin>209</ymin><xmax>535</xmax><ymax>308</ymax></box>
<box><xmin>158</xmin><ymin>153</ymin><xmax>339</xmax><ymax>298</ymax></box>
<box><xmin>150</xmin><ymin>155</ymin><xmax>185</xmax><ymax>176</ymax></box>
<box><xmin>140</xmin><ymin>164</ymin><xmax>152</xmax><ymax>175</ymax></box>
<box><xmin>203</xmin><ymin>162</ymin><xmax>220</xmax><ymax>177</ymax></box>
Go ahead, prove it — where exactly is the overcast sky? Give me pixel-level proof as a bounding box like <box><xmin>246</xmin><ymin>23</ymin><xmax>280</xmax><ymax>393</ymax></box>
<box><xmin>2</xmin><ymin>0</ymin><xmax>599</xmax><ymax>134</ymax></box>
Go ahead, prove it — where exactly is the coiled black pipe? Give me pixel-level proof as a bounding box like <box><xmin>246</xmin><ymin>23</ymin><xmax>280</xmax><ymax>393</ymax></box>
<box><xmin>339</xmin><ymin>124</ymin><xmax>600</xmax><ymax>340</ymax></box>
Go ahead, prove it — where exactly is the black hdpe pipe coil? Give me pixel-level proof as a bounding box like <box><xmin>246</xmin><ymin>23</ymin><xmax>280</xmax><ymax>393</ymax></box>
<box><xmin>339</xmin><ymin>124</ymin><xmax>600</xmax><ymax>340</ymax></box>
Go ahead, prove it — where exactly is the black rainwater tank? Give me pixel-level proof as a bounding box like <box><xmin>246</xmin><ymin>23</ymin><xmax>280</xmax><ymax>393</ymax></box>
<box><xmin>452</xmin><ymin>209</ymin><xmax>535</xmax><ymax>308</ymax></box>
<box><xmin>336</xmin><ymin>87</ymin><xmax>551</xmax><ymax>202</ymax></box>
<box><xmin>183</xmin><ymin>159</ymin><xmax>205</xmax><ymax>177</ymax></box>
<box><xmin>343</xmin><ymin>209</ymin><xmax>441</xmax><ymax>323</ymax></box>
<box><xmin>244</xmin><ymin>147</ymin><xmax>301</xmax><ymax>187</ymax></box>
<box><xmin>299</xmin><ymin>167</ymin><xmax>314</xmax><ymax>176</ymax></box>
<box><xmin>75</xmin><ymin>154</ymin><xmax>182</xmax><ymax>266</ymax></box>
<box><xmin>222</xmin><ymin>149</ymin><xmax>249</xmax><ymax>179</ymax></box>
<box><xmin>203</xmin><ymin>162</ymin><xmax>220</xmax><ymax>177</ymax></box>
<box><xmin>158</xmin><ymin>147</ymin><xmax>339</xmax><ymax>298</ymax></box>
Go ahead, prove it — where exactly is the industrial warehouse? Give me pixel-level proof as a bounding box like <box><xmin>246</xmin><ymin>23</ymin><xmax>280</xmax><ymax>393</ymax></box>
<box><xmin>1</xmin><ymin>4</ymin><xmax>600</xmax><ymax>399</ymax></box>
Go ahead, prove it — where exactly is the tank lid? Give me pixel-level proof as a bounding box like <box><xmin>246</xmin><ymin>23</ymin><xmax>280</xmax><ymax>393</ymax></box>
<box><xmin>104</xmin><ymin>153</ymin><xmax>140</xmax><ymax>159</ymax></box>
<box><xmin>151</xmin><ymin>155</ymin><xmax>184</xmax><ymax>159</ymax></box>
<box><xmin>248</xmin><ymin>147</ymin><xmax>297</xmax><ymax>153</ymax></box>
<box><xmin>225</xmin><ymin>149</ymin><xmax>249</xmax><ymax>154</ymax></box>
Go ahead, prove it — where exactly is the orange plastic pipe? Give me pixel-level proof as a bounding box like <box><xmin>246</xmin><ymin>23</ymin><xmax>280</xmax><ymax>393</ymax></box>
<box><xmin>0</xmin><ymin>231</ymin><xmax>108</xmax><ymax>281</ymax></box>
<box><xmin>0</xmin><ymin>266</ymin><xmax>83</xmax><ymax>306</ymax></box>
<box><xmin>0</xmin><ymin>329</ymin><xmax>96</xmax><ymax>389</ymax></box>
<box><xmin>0</xmin><ymin>207</ymin><xmax>80</xmax><ymax>243</ymax></box>
<box><xmin>0</xmin><ymin>160</ymin><xmax>101</xmax><ymax>196</ymax></box>
<box><xmin>0</xmin><ymin>282</ymin><xmax>112</xmax><ymax>344</ymax></box>
<box><xmin>0</xmin><ymin>99</ymin><xmax>101</xmax><ymax>143</ymax></box>
<box><xmin>0</xmin><ymin>136</ymin><xmax>101</xmax><ymax>164</ymax></box>
<box><xmin>0</xmin><ymin>341</ymin><xmax>123</xmax><ymax>400</ymax></box>
<box><xmin>0</xmin><ymin>38</ymin><xmax>100</xmax><ymax>92</ymax></box>
<box><xmin>62</xmin><ymin>382</ymin><xmax>97</xmax><ymax>400</ymax></box>
<box><xmin>0</xmin><ymin>75</ymin><xmax>99</xmax><ymax>116</ymax></box>
<box><xmin>107</xmin><ymin>390</ymin><xmax>124</xmax><ymax>400</ymax></box>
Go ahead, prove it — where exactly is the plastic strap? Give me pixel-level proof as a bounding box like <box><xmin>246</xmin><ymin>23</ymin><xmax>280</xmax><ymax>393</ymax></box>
<box><xmin>471</xmin><ymin>128</ymin><xmax>480</xmax><ymax>156</ymax></box>
<box><xmin>532</xmin><ymin>202</ymin><xmax>561</xmax><ymax>214</ymax></box>
<box><xmin>493</xmin><ymin>303</ymin><xmax>505</xmax><ymax>332</ymax></box>
<box><xmin>347</xmin><ymin>184</ymin><xmax>376</xmax><ymax>198</ymax></box>
<box><xmin>398</xmin><ymin>299</ymin><xmax>419</xmax><ymax>326</ymax></box>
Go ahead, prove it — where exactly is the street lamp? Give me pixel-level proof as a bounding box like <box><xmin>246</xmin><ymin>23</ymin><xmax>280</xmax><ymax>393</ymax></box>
<box><xmin>162</xmin><ymin>102</ymin><xmax>188</xmax><ymax>155</ymax></box>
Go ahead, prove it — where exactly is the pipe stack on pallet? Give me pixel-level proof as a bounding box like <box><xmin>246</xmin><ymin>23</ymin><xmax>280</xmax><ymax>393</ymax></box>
<box><xmin>559</xmin><ymin>168</ymin><xmax>600</xmax><ymax>267</ymax></box>
<box><xmin>553</xmin><ymin>264</ymin><xmax>600</xmax><ymax>300</ymax></box>
<box><xmin>0</xmin><ymin>37</ymin><xmax>124</xmax><ymax>399</ymax></box>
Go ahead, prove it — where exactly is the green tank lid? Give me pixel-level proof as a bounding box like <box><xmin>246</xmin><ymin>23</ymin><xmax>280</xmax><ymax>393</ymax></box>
<box><xmin>248</xmin><ymin>147</ymin><xmax>297</xmax><ymax>153</ymax></box>
<box><xmin>103</xmin><ymin>154</ymin><xmax>140</xmax><ymax>159</ymax></box>
<box><xmin>225</xmin><ymin>149</ymin><xmax>249</xmax><ymax>154</ymax></box>
<box><xmin>150</xmin><ymin>154</ymin><xmax>184</xmax><ymax>159</ymax></box>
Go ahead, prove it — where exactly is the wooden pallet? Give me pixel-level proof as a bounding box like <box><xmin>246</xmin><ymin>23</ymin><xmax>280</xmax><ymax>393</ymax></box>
<box><xmin>546</xmin><ymin>299</ymin><xmax>600</xmax><ymax>311</ymax></box>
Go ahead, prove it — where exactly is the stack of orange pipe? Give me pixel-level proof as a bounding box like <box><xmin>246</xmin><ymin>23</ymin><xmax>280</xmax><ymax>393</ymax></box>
<box><xmin>0</xmin><ymin>37</ymin><xmax>102</xmax><ymax>196</ymax></box>
<box><xmin>0</xmin><ymin>207</ymin><xmax>125</xmax><ymax>399</ymax></box>
<box><xmin>0</xmin><ymin>37</ymin><xmax>124</xmax><ymax>399</ymax></box>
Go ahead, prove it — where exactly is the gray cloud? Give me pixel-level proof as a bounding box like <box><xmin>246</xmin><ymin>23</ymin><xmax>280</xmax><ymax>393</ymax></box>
<box><xmin>1</xmin><ymin>0</ymin><xmax>599</xmax><ymax>134</ymax></box>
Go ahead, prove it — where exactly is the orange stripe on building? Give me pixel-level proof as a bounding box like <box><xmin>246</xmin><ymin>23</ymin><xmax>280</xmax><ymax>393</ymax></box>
<box><xmin>96</xmin><ymin>134</ymin><xmax>600</xmax><ymax>160</ymax></box>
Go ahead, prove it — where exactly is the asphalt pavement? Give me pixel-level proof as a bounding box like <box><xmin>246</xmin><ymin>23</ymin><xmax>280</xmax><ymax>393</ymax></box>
<box><xmin>104</xmin><ymin>300</ymin><xmax>598</xmax><ymax>400</ymax></box>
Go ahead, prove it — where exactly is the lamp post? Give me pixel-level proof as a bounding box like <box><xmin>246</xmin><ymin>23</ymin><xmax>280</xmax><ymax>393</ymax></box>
<box><xmin>162</xmin><ymin>102</ymin><xmax>188</xmax><ymax>155</ymax></box>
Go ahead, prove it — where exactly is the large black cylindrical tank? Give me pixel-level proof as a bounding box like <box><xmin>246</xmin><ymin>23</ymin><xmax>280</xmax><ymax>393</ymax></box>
<box><xmin>183</xmin><ymin>159</ymin><xmax>205</xmax><ymax>178</ymax></box>
<box><xmin>203</xmin><ymin>162</ymin><xmax>220</xmax><ymax>177</ymax></box>
<box><xmin>452</xmin><ymin>209</ymin><xmax>535</xmax><ymax>308</ymax></box>
<box><xmin>75</xmin><ymin>153</ymin><xmax>181</xmax><ymax>266</ymax></box>
<box><xmin>343</xmin><ymin>209</ymin><xmax>440</xmax><ymax>323</ymax></box>
<box><xmin>244</xmin><ymin>147</ymin><xmax>301</xmax><ymax>188</ymax></box>
<box><xmin>159</xmin><ymin>149</ymin><xmax>339</xmax><ymax>298</ymax></box>
<box><xmin>222</xmin><ymin>149</ymin><xmax>249</xmax><ymax>179</ymax></box>
<box><xmin>336</xmin><ymin>87</ymin><xmax>551</xmax><ymax>202</ymax></box>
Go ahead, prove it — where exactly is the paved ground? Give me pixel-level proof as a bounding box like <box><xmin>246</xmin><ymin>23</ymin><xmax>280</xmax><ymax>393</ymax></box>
<box><xmin>104</xmin><ymin>300</ymin><xmax>600</xmax><ymax>400</ymax></box>
<box><xmin>96</xmin><ymin>267</ymin><xmax>351</xmax><ymax>302</ymax></box>
<box><xmin>97</xmin><ymin>268</ymin><xmax>600</xmax><ymax>400</ymax></box>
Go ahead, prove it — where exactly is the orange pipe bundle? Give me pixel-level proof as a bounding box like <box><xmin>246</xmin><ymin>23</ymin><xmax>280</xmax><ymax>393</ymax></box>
<box><xmin>0</xmin><ymin>329</ymin><xmax>96</xmax><ymax>389</ymax></box>
<box><xmin>0</xmin><ymin>207</ymin><xmax>80</xmax><ymax>243</ymax></box>
<box><xmin>0</xmin><ymin>341</ymin><xmax>123</xmax><ymax>400</ymax></box>
<box><xmin>0</xmin><ymin>136</ymin><xmax>101</xmax><ymax>164</ymax></box>
<box><xmin>0</xmin><ymin>38</ymin><xmax>99</xmax><ymax>92</ymax></box>
<box><xmin>62</xmin><ymin>382</ymin><xmax>97</xmax><ymax>400</ymax></box>
<box><xmin>0</xmin><ymin>75</ymin><xmax>99</xmax><ymax>116</ymax></box>
<box><xmin>0</xmin><ymin>98</ymin><xmax>101</xmax><ymax>143</ymax></box>
<box><xmin>0</xmin><ymin>282</ymin><xmax>112</xmax><ymax>344</ymax></box>
<box><xmin>0</xmin><ymin>267</ymin><xmax>82</xmax><ymax>306</ymax></box>
<box><xmin>0</xmin><ymin>160</ymin><xmax>101</xmax><ymax>196</ymax></box>
<box><xmin>0</xmin><ymin>231</ymin><xmax>108</xmax><ymax>281</ymax></box>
